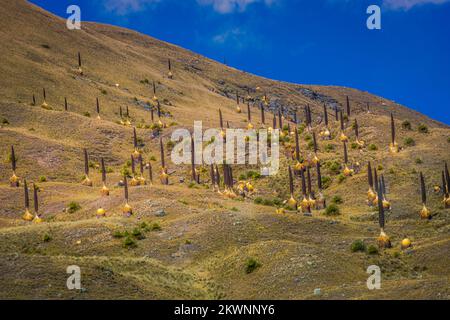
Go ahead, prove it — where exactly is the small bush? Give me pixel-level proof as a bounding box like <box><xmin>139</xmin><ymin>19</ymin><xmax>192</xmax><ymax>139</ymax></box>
<box><xmin>332</xmin><ymin>195</ymin><xmax>343</xmax><ymax>204</ymax></box>
<box><xmin>231</xmin><ymin>207</ymin><xmax>239</xmax><ymax>212</ymax></box>
<box><xmin>253</xmin><ymin>197</ymin><xmax>264</xmax><ymax>205</ymax></box>
<box><xmin>101</xmin><ymin>89</ymin><xmax>107</xmax><ymax>95</ymax></box>
<box><xmin>307</xmin><ymin>140</ymin><xmax>315</xmax><ymax>150</ymax></box>
<box><xmin>418</xmin><ymin>124</ymin><xmax>428</xmax><ymax>133</ymax></box>
<box><xmin>151</xmin><ymin>222</ymin><xmax>162</xmax><ymax>231</ymax></box>
<box><xmin>337</xmin><ymin>174</ymin><xmax>346</xmax><ymax>183</ymax></box>
<box><xmin>368</xmin><ymin>144</ymin><xmax>378</xmax><ymax>151</ymax></box>
<box><xmin>83</xmin><ymin>111</ymin><xmax>91</xmax><ymax>117</ymax></box>
<box><xmin>166</xmin><ymin>140</ymin><xmax>175</xmax><ymax>150</ymax></box>
<box><xmin>324</xmin><ymin>204</ymin><xmax>340</xmax><ymax>216</ymax></box>
<box><xmin>41</xmin><ymin>44</ymin><xmax>51</xmax><ymax>49</ymax></box>
<box><xmin>327</xmin><ymin>161</ymin><xmax>341</xmax><ymax>175</ymax></box>
<box><xmin>321</xmin><ymin>176</ymin><xmax>332</xmax><ymax>189</ymax></box>
<box><xmin>132</xmin><ymin>227</ymin><xmax>145</xmax><ymax>240</ymax></box>
<box><xmin>351</xmin><ymin>240</ymin><xmax>366</xmax><ymax>252</ymax></box>
<box><xmin>402</xmin><ymin>120</ymin><xmax>412</xmax><ymax>130</ymax></box>
<box><xmin>246</xmin><ymin>170</ymin><xmax>261</xmax><ymax>180</ymax></box>
<box><xmin>351</xmin><ymin>142</ymin><xmax>358</xmax><ymax>150</ymax></box>
<box><xmin>325</xmin><ymin>144</ymin><xmax>335</xmax><ymax>153</ymax></box>
<box><xmin>112</xmin><ymin>230</ymin><xmax>127</xmax><ymax>238</ymax></box>
<box><xmin>67</xmin><ymin>201</ymin><xmax>81</xmax><ymax>213</ymax></box>
<box><xmin>404</xmin><ymin>137</ymin><xmax>415</xmax><ymax>147</ymax></box>
<box><xmin>367</xmin><ymin>245</ymin><xmax>379</xmax><ymax>255</ymax></box>
<box><xmin>377</xmin><ymin>164</ymin><xmax>384</xmax><ymax>171</ymax></box>
<box><xmin>39</xmin><ymin>176</ymin><xmax>47</xmax><ymax>182</ymax></box>
<box><xmin>1</xmin><ymin>118</ymin><xmax>9</xmax><ymax>125</ymax></box>
<box><xmin>150</xmin><ymin>156</ymin><xmax>156</xmax><ymax>161</ymax></box>
<box><xmin>305</xmin><ymin>134</ymin><xmax>312</xmax><ymax>141</ymax></box>
<box><xmin>42</xmin><ymin>233</ymin><xmax>52</xmax><ymax>242</ymax></box>
<box><xmin>123</xmin><ymin>236</ymin><xmax>137</xmax><ymax>248</ymax></box>
<box><xmin>415</xmin><ymin>158</ymin><xmax>423</xmax><ymax>164</ymax></box>
<box><xmin>245</xmin><ymin>258</ymin><xmax>261</xmax><ymax>274</ymax></box>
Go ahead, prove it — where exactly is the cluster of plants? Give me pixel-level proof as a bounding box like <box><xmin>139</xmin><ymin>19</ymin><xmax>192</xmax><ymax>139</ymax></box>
<box><xmin>112</xmin><ymin>222</ymin><xmax>161</xmax><ymax>248</ymax></box>
<box><xmin>350</xmin><ymin>240</ymin><xmax>378</xmax><ymax>255</ymax></box>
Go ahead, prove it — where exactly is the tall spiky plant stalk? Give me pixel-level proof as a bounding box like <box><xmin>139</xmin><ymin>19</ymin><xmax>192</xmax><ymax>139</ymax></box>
<box><xmin>215</xmin><ymin>164</ymin><xmax>221</xmax><ymax>190</ymax></box>
<box><xmin>235</xmin><ymin>92</ymin><xmax>241</xmax><ymax>113</ymax></box>
<box><xmin>247</xmin><ymin>102</ymin><xmax>253</xmax><ymax>129</ymax></box>
<box><xmin>96</xmin><ymin>98</ymin><xmax>101</xmax><ymax>119</ymax></box>
<box><xmin>64</xmin><ymin>97</ymin><xmax>68</xmax><ymax>111</ymax></box>
<box><xmin>367</xmin><ymin>103</ymin><xmax>370</xmax><ymax>113</ymax></box>
<box><xmin>41</xmin><ymin>88</ymin><xmax>48</xmax><ymax>108</ymax></box>
<box><xmin>260</xmin><ymin>103</ymin><xmax>265</xmax><ymax>125</ymax></box>
<box><xmin>152</xmin><ymin>81</ymin><xmax>158</xmax><ymax>102</ymax></box>
<box><xmin>342</xmin><ymin>142</ymin><xmax>353</xmax><ymax>176</ymax></box>
<box><xmin>443</xmin><ymin>168</ymin><xmax>450</xmax><ymax>208</ymax></box>
<box><xmin>294</xmin><ymin>127</ymin><xmax>301</xmax><ymax>162</ymax></box>
<box><xmin>120</xmin><ymin>106</ymin><xmax>123</xmax><ymax>119</ymax></box>
<box><xmin>307</xmin><ymin>167</ymin><xmax>315</xmax><ymax>208</ymax></box>
<box><xmin>138</xmin><ymin>155</ymin><xmax>146</xmax><ymax>185</ymax></box>
<box><xmin>315</xmin><ymin>161</ymin><xmax>326</xmax><ymax>209</ymax></box>
<box><xmin>151</xmin><ymin>108</ymin><xmax>154</xmax><ymax>123</ymax></box>
<box><xmin>122</xmin><ymin>175</ymin><xmax>133</xmax><ymax>216</ymax></box>
<box><xmin>339</xmin><ymin>110</ymin><xmax>348</xmax><ymax>142</ymax></box>
<box><xmin>377</xmin><ymin>177</ymin><xmax>391</xmax><ymax>248</ymax></box>
<box><xmin>9</xmin><ymin>145</ymin><xmax>19</xmax><ymax>187</ymax></box>
<box><xmin>419</xmin><ymin>172</ymin><xmax>431</xmax><ymax>219</ymax></box>
<box><xmin>126</xmin><ymin>106</ymin><xmax>130</xmax><ymax>118</ymax></box>
<box><xmin>219</xmin><ymin>109</ymin><xmax>224</xmax><ymax>129</ymax></box>
<box><xmin>191</xmin><ymin>137</ymin><xmax>197</xmax><ymax>183</ymax></box>
<box><xmin>312</xmin><ymin>132</ymin><xmax>319</xmax><ymax>164</ymax></box>
<box><xmin>320</xmin><ymin>104</ymin><xmax>331</xmax><ymax>139</ymax></box>
<box><xmin>381</xmin><ymin>175</ymin><xmax>391</xmax><ymax>210</ymax></box>
<box><xmin>132</xmin><ymin>127</ymin><xmax>140</xmax><ymax>158</ymax></box>
<box><xmin>167</xmin><ymin>58</ymin><xmax>173</xmax><ymax>79</ymax></box>
<box><xmin>293</xmin><ymin>110</ymin><xmax>298</xmax><ymax>125</ymax></box>
<box><xmin>300</xmin><ymin>169</ymin><xmax>311</xmax><ymax>215</ymax></box>
<box><xmin>335</xmin><ymin>108</ymin><xmax>339</xmax><ymax>122</ymax></box>
<box><xmin>160</xmin><ymin>138</ymin><xmax>169</xmax><ymax>185</ymax></box>
<box><xmin>32</xmin><ymin>94</ymin><xmax>36</xmax><ymax>106</ymax></box>
<box><xmin>278</xmin><ymin>107</ymin><xmax>283</xmax><ymax>129</ymax></box>
<box><xmin>287</xmin><ymin>166</ymin><xmax>297</xmax><ymax>207</ymax></box>
<box><xmin>22</xmin><ymin>179</ymin><xmax>33</xmax><ymax>221</ymax></box>
<box><xmin>373</xmin><ymin>167</ymin><xmax>379</xmax><ymax>193</ymax></box>
<box><xmin>100</xmin><ymin>157</ymin><xmax>109</xmax><ymax>196</ymax></box>
<box><xmin>77</xmin><ymin>52</ymin><xmax>83</xmax><ymax>75</ymax></box>
<box><xmin>346</xmin><ymin>96</ymin><xmax>351</xmax><ymax>117</ymax></box>
<box><xmin>130</xmin><ymin>155</ymin><xmax>140</xmax><ymax>186</ymax></box>
<box><xmin>210</xmin><ymin>164</ymin><xmax>216</xmax><ymax>190</ymax></box>
<box><xmin>272</xmin><ymin>114</ymin><xmax>277</xmax><ymax>130</ymax></box>
<box><xmin>367</xmin><ymin>162</ymin><xmax>376</xmax><ymax>206</ymax></box>
<box><xmin>82</xmin><ymin>149</ymin><xmax>93</xmax><ymax>186</ymax></box>
<box><xmin>32</xmin><ymin>183</ymin><xmax>42</xmax><ymax>223</ymax></box>
<box><xmin>389</xmin><ymin>113</ymin><xmax>399</xmax><ymax>153</ymax></box>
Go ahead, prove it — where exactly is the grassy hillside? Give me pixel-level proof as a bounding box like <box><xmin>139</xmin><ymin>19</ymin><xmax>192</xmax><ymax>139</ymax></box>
<box><xmin>0</xmin><ymin>0</ymin><xmax>448</xmax><ymax>300</ymax></box>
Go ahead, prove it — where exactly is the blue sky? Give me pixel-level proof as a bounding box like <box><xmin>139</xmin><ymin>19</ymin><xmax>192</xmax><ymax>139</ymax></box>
<box><xmin>30</xmin><ymin>0</ymin><xmax>450</xmax><ymax>124</ymax></box>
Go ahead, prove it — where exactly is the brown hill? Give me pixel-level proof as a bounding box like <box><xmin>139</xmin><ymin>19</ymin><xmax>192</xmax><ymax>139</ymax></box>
<box><xmin>0</xmin><ymin>0</ymin><xmax>448</xmax><ymax>300</ymax></box>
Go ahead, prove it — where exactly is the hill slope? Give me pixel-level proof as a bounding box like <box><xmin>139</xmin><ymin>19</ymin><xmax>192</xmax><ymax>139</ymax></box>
<box><xmin>0</xmin><ymin>0</ymin><xmax>448</xmax><ymax>300</ymax></box>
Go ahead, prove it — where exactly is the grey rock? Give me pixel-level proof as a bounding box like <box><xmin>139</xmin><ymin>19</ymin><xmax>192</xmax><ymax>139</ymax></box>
<box><xmin>314</xmin><ymin>288</ymin><xmax>321</xmax><ymax>296</ymax></box>
<box><xmin>155</xmin><ymin>209</ymin><xmax>166</xmax><ymax>217</ymax></box>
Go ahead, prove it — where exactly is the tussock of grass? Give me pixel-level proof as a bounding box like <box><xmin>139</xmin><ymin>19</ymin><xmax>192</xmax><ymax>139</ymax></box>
<box><xmin>245</xmin><ymin>258</ymin><xmax>261</xmax><ymax>274</ymax></box>
<box><xmin>351</xmin><ymin>240</ymin><xmax>366</xmax><ymax>252</ymax></box>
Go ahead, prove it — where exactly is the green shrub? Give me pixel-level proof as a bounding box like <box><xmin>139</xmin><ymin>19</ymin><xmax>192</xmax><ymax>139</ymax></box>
<box><xmin>123</xmin><ymin>236</ymin><xmax>137</xmax><ymax>248</ymax></box>
<box><xmin>332</xmin><ymin>195</ymin><xmax>343</xmax><ymax>204</ymax></box>
<box><xmin>307</xmin><ymin>140</ymin><xmax>315</xmax><ymax>150</ymax></box>
<box><xmin>39</xmin><ymin>176</ymin><xmax>47</xmax><ymax>182</ymax></box>
<box><xmin>402</xmin><ymin>120</ymin><xmax>412</xmax><ymax>130</ymax></box>
<box><xmin>83</xmin><ymin>111</ymin><xmax>91</xmax><ymax>117</ymax></box>
<box><xmin>415</xmin><ymin>158</ymin><xmax>423</xmax><ymax>164</ymax></box>
<box><xmin>1</xmin><ymin>118</ymin><xmax>9</xmax><ymax>125</ymax></box>
<box><xmin>67</xmin><ymin>201</ymin><xmax>81</xmax><ymax>213</ymax></box>
<box><xmin>166</xmin><ymin>140</ymin><xmax>175</xmax><ymax>150</ymax></box>
<box><xmin>418</xmin><ymin>124</ymin><xmax>428</xmax><ymax>133</ymax></box>
<box><xmin>321</xmin><ymin>176</ymin><xmax>332</xmax><ymax>189</ymax></box>
<box><xmin>42</xmin><ymin>233</ymin><xmax>52</xmax><ymax>242</ymax></box>
<box><xmin>150</xmin><ymin>156</ymin><xmax>156</xmax><ymax>161</ymax></box>
<box><xmin>254</xmin><ymin>197</ymin><xmax>263</xmax><ymax>205</ymax></box>
<box><xmin>231</xmin><ymin>207</ymin><xmax>239</xmax><ymax>212</ymax></box>
<box><xmin>325</xmin><ymin>144</ymin><xmax>335</xmax><ymax>152</ymax></box>
<box><xmin>239</xmin><ymin>174</ymin><xmax>247</xmax><ymax>181</ymax></box>
<box><xmin>151</xmin><ymin>222</ymin><xmax>162</xmax><ymax>231</ymax></box>
<box><xmin>112</xmin><ymin>230</ymin><xmax>127</xmax><ymax>238</ymax></box>
<box><xmin>368</xmin><ymin>144</ymin><xmax>378</xmax><ymax>151</ymax></box>
<box><xmin>351</xmin><ymin>240</ymin><xmax>366</xmax><ymax>252</ymax></box>
<box><xmin>324</xmin><ymin>204</ymin><xmax>340</xmax><ymax>216</ymax></box>
<box><xmin>101</xmin><ymin>89</ymin><xmax>107</xmax><ymax>95</ymax></box>
<box><xmin>131</xmin><ymin>228</ymin><xmax>145</xmax><ymax>240</ymax></box>
<box><xmin>327</xmin><ymin>161</ymin><xmax>341</xmax><ymax>175</ymax></box>
<box><xmin>351</xmin><ymin>142</ymin><xmax>358</xmax><ymax>149</ymax></box>
<box><xmin>377</xmin><ymin>164</ymin><xmax>383</xmax><ymax>171</ymax></box>
<box><xmin>367</xmin><ymin>245</ymin><xmax>379</xmax><ymax>255</ymax></box>
<box><xmin>404</xmin><ymin>137</ymin><xmax>415</xmax><ymax>147</ymax></box>
<box><xmin>246</xmin><ymin>170</ymin><xmax>261</xmax><ymax>180</ymax></box>
<box><xmin>337</xmin><ymin>174</ymin><xmax>346</xmax><ymax>183</ymax></box>
<box><xmin>245</xmin><ymin>258</ymin><xmax>261</xmax><ymax>274</ymax></box>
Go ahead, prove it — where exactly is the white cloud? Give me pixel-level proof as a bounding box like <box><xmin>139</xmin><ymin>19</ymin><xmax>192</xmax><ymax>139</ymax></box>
<box><xmin>197</xmin><ymin>0</ymin><xmax>275</xmax><ymax>14</ymax></box>
<box><xmin>103</xmin><ymin>0</ymin><xmax>160</xmax><ymax>15</ymax></box>
<box><xmin>383</xmin><ymin>0</ymin><xmax>450</xmax><ymax>10</ymax></box>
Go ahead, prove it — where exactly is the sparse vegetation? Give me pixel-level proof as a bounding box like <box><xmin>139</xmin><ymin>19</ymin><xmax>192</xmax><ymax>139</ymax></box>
<box><xmin>42</xmin><ymin>233</ymin><xmax>52</xmax><ymax>242</ymax></box>
<box><xmin>404</xmin><ymin>137</ymin><xmax>415</xmax><ymax>146</ymax></box>
<box><xmin>367</xmin><ymin>245</ymin><xmax>379</xmax><ymax>255</ymax></box>
<box><xmin>325</xmin><ymin>144</ymin><xmax>335</xmax><ymax>152</ymax></box>
<box><xmin>1</xmin><ymin>117</ymin><xmax>9</xmax><ymax>125</ymax></box>
<box><xmin>83</xmin><ymin>111</ymin><xmax>91</xmax><ymax>117</ymax></box>
<box><xmin>39</xmin><ymin>176</ymin><xmax>47</xmax><ymax>182</ymax></box>
<box><xmin>151</xmin><ymin>222</ymin><xmax>162</xmax><ymax>231</ymax></box>
<box><xmin>337</xmin><ymin>174</ymin><xmax>346</xmax><ymax>183</ymax></box>
<box><xmin>321</xmin><ymin>176</ymin><xmax>332</xmax><ymax>189</ymax></box>
<box><xmin>415</xmin><ymin>158</ymin><xmax>423</xmax><ymax>164</ymax></box>
<box><xmin>324</xmin><ymin>204</ymin><xmax>340</xmax><ymax>216</ymax></box>
<box><xmin>368</xmin><ymin>144</ymin><xmax>378</xmax><ymax>151</ymax></box>
<box><xmin>67</xmin><ymin>201</ymin><xmax>81</xmax><ymax>213</ymax></box>
<box><xmin>123</xmin><ymin>236</ymin><xmax>137</xmax><ymax>248</ymax></box>
<box><xmin>332</xmin><ymin>196</ymin><xmax>343</xmax><ymax>204</ymax></box>
<box><xmin>418</xmin><ymin>124</ymin><xmax>429</xmax><ymax>133</ymax></box>
<box><xmin>245</xmin><ymin>258</ymin><xmax>261</xmax><ymax>274</ymax></box>
<box><xmin>351</xmin><ymin>240</ymin><xmax>366</xmax><ymax>252</ymax></box>
<box><xmin>402</xmin><ymin>120</ymin><xmax>412</xmax><ymax>130</ymax></box>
